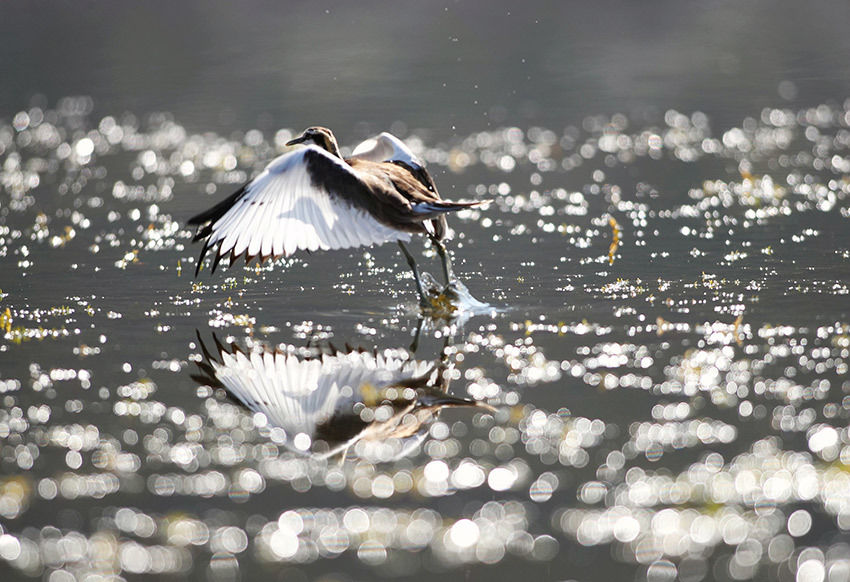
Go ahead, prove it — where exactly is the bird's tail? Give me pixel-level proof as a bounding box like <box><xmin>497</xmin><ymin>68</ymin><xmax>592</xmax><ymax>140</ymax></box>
<box><xmin>411</xmin><ymin>199</ymin><xmax>490</xmax><ymax>217</ymax></box>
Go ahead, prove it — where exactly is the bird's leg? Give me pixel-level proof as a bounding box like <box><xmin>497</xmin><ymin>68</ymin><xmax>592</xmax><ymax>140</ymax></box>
<box><xmin>409</xmin><ymin>315</ymin><xmax>425</xmax><ymax>353</ymax></box>
<box><xmin>398</xmin><ymin>241</ymin><xmax>429</xmax><ymax>308</ymax></box>
<box><xmin>429</xmin><ymin>234</ymin><xmax>454</xmax><ymax>286</ymax></box>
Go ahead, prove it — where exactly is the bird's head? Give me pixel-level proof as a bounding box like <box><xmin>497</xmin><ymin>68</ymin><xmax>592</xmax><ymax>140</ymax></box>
<box><xmin>286</xmin><ymin>126</ymin><xmax>342</xmax><ymax>158</ymax></box>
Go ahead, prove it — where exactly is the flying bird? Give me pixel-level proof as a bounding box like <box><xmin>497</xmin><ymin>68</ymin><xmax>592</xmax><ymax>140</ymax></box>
<box><xmin>188</xmin><ymin>127</ymin><xmax>487</xmax><ymax>305</ymax></box>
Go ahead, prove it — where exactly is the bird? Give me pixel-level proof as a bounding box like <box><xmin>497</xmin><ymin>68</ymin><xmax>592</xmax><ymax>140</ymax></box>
<box><xmin>187</xmin><ymin>126</ymin><xmax>487</xmax><ymax>306</ymax></box>
<box><xmin>191</xmin><ymin>333</ymin><xmax>493</xmax><ymax>461</ymax></box>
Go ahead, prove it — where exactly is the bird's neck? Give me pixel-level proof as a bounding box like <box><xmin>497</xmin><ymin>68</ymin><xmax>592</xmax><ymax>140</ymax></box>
<box><xmin>324</xmin><ymin>140</ymin><xmax>343</xmax><ymax>159</ymax></box>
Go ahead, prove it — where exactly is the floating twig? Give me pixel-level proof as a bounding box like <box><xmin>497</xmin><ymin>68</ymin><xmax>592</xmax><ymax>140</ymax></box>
<box><xmin>608</xmin><ymin>217</ymin><xmax>622</xmax><ymax>265</ymax></box>
<box><xmin>733</xmin><ymin>313</ymin><xmax>744</xmax><ymax>346</ymax></box>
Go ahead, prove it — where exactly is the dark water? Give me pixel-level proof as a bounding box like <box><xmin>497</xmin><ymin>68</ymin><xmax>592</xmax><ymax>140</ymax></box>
<box><xmin>2</xmin><ymin>2</ymin><xmax>850</xmax><ymax>581</ymax></box>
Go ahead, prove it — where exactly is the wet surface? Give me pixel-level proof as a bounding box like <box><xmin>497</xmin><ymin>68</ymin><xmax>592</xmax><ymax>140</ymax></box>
<box><xmin>3</xmin><ymin>3</ymin><xmax>850</xmax><ymax>582</ymax></box>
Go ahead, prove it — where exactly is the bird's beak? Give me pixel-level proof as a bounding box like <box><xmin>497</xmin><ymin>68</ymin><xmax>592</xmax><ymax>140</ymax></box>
<box><xmin>286</xmin><ymin>135</ymin><xmax>307</xmax><ymax>147</ymax></box>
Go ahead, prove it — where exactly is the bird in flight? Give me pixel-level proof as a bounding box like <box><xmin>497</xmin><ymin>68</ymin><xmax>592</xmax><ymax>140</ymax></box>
<box><xmin>188</xmin><ymin>127</ymin><xmax>487</xmax><ymax>306</ymax></box>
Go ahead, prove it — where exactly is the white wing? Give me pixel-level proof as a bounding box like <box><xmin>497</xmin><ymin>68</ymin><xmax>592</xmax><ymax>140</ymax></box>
<box><xmin>207</xmin><ymin>345</ymin><xmax>433</xmax><ymax>452</ymax></box>
<box><xmin>351</xmin><ymin>132</ymin><xmax>424</xmax><ymax>169</ymax></box>
<box><xmin>196</xmin><ymin>145</ymin><xmax>410</xmax><ymax>270</ymax></box>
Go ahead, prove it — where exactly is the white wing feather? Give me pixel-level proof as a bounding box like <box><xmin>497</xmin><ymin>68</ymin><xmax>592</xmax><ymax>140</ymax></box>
<box><xmin>208</xmin><ymin>346</ymin><xmax>432</xmax><ymax>451</ymax></box>
<box><xmin>205</xmin><ymin>145</ymin><xmax>410</xmax><ymax>266</ymax></box>
<box><xmin>351</xmin><ymin>132</ymin><xmax>423</xmax><ymax>169</ymax></box>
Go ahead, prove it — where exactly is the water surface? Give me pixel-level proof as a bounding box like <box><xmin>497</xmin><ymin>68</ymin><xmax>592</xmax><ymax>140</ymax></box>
<box><xmin>2</xmin><ymin>3</ymin><xmax>850</xmax><ymax>581</ymax></box>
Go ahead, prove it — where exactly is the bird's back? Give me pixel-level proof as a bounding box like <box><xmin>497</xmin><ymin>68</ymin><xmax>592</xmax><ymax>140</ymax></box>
<box><xmin>345</xmin><ymin>158</ymin><xmax>448</xmax><ymax>238</ymax></box>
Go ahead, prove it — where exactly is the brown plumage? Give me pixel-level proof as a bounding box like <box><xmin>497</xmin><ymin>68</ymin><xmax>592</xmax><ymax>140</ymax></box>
<box><xmin>303</xmin><ymin>149</ymin><xmax>450</xmax><ymax>238</ymax></box>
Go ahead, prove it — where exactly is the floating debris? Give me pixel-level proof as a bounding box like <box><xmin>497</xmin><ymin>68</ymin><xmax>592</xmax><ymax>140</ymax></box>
<box><xmin>608</xmin><ymin>216</ymin><xmax>622</xmax><ymax>265</ymax></box>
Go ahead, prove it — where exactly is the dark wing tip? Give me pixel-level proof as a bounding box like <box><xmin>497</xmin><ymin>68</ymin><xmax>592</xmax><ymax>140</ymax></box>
<box><xmin>194</xmin><ymin>240</ymin><xmax>210</xmax><ymax>277</ymax></box>
<box><xmin>188</xmin><ymin>183</ymin><xmax>249</xmax><ymax>225</ymax></box>
<box><xmin>188</xmin><ymin>182</ymin><xmax>252</xmax><ymax>277</ymax></box>
<box><xmin>211</xmin><ymin>246</ymin><xmax>225</xmax><ymax>275</ymax></box>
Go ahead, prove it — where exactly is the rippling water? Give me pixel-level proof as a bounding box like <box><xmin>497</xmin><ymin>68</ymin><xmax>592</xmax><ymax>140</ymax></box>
<box><xmin>2</xmin><ymin>96</ymin><xmax>849</xmax><ymax>582</ymax></box>
<box><xmin>3</xmin><ymin>3</ymin><xmax>850</xmax><ymax>582</ymax></box>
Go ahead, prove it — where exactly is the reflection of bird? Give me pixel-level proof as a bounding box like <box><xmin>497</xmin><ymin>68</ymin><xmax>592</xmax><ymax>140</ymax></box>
<box><xmin>191</xmin><ymin>334</ymin><xmax>492</xmax><ymax>460</ymax></box>
<box><xmin>188</xmin><ymin>127</ymin><xmax>487</xmax><ymax>305</ymax></box>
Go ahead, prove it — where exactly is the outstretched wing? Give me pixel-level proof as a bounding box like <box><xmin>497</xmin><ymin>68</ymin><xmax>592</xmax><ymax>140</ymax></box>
<box><xmin>195</xmin><ymin>340</ymin><xmax>433</xmax><ymax>455</ymax></box>
<box><xmin>188</xmin><ymin>145</ymin><xmax>411</xmax><ymax>274</ymax></box>
<box><xmin>351</xmin><ymin>132</ymin><xmax>421</xmax><ymax>166</ymax></box>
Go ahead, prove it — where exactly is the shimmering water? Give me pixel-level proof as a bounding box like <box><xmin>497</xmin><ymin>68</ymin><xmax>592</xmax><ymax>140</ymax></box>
<box><xmin>2</xmin><ymin>3</ymin><xmax>850</xmax><ymax>582</ymax></box>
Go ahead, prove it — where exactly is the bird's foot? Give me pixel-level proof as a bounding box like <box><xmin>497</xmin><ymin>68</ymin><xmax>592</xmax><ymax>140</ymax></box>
<box><xmin>418</xmin><ymin>273</ymin><xmax>459</xmax><ymax>318</ymax></box>
<box><xmin>440</xmin><ymin>280</ymin><xmax>461</xmax><ymax>301</ymax></box>
<box><xmin>426</xmin><ymin>289</ymin><xmax>459</xmax><ymax>317</ymax></box>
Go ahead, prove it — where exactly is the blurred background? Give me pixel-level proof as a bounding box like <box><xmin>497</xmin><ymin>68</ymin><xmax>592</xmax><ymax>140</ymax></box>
<box><xmin>4</xmin><ymin>0</ymin><xmax>850</xmax><ymax>138</ymax></box>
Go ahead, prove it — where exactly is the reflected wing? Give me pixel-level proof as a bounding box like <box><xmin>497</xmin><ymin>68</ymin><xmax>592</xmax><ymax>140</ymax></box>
<box><xmin>188</xmin><ymin>145</ymin><xmax>410</xmax><ymax>274</ymax></box>
<box><xmin>213</xmin><ymin>348</ymin><xmax>341</xmax><ymax>437</ymax></box>
<box><xmin>205</xmin><ymin>345</ymin><xmax>432</xmax><ymax>445</ymax></box>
